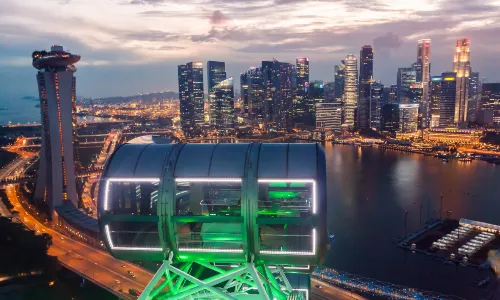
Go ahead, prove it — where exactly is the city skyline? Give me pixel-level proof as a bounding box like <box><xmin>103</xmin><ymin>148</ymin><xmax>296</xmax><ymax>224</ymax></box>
<box><xmin>1</xmin><ymin>0</ymin><xmax>500</xmax><ymax>99</ymax></box>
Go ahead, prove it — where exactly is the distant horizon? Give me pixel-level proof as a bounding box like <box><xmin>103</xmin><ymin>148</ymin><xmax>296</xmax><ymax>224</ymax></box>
<box><xmin>2</xmin><ymin>0</ymin><xmax>500</xmax><ymax>99</ymax></box>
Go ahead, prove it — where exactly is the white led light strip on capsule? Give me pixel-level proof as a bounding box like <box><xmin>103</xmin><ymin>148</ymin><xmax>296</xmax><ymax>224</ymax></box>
<box><xmin>260</xmin><ymin>228</ymin><xmax>316</xmax><ymax>256</ymax></box>
<box><xmin>105</xmin><ymin>225</ymin><xmax>162</xmax><ymax>251</ymax></box>
<box><xmin>103</xmin><ymin>178</ymin><xmax>160</xmax><ymax>211</ymax></box>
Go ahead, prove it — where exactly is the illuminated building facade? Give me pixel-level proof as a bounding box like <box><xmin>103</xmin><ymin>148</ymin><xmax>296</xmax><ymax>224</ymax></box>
<box><xmin>399</xmin><ymin>103</ymin><xmax>419</xmax><ymax>133</ymax></box>
<box><xmin>240</xmin><ymin>72</ymin><xmax>249</xmax><ymax>118</ymax></box>
<box><xmin>178</xmin><ymin>61</ymin><xmax>204</xmax><ymax>135</ymax></box>
<box><xmin>316</xmin><ymin>102</ymin><xmax>342</xmax><ymax>133</ymax></box>
<box><xmin>397</xmin><ymin>67</ymin><xmax>417</xmax><ymax>103</ymax></box>
<box><xmin>32</xmin><ymin>45</ymin><xmax>80</xmax><ymax>210</ymax></box>
<box><xmin>358</xmin><ymin>45</ymin><xmax>374</xmax><ymax>130</ymax></box>
<box><xmin>324</xmin><ymin>81</ymin><xmax>335</xmax><ymax>103</ymax></box>
<box><xmin>242</xmin><ymin>67</ymin><xmax>265</xmax><ymax>122</ymax></box>
<box><xmin>452</xmin><ymin>39</ymin><xmax>471</xmax><ymax>124</ymax></box>
<box><xmin>439</xmin><ymin>72</ymin><xmax>457</xmax><ymax>127</ymax></box>
<box><xmin>207</xmin><ymin>61</ymin><xmax>226</xmax><ymax>93</ymax></box>
<box><xmin>209</xmin><ymin>77</ymin><xmax>235</xmax><ymax>131</ymax></box>
<box><xmin>343</xmin><ymin>55</ymin><xmax>358</xmax><ymax>129</ymax></box>
<box><xmin>262</xmin><ymin>60</ymin><xmax>275</xmax><ymax>124</ymax></box>
<box><xmin>417</xmin><ymin>39</ymin><xmax>431</xmax><ymax>128</ymax></box>
<box><xmin>334</xmin><ymin>64</ymin><xmax>345</xmax><ymax>103</ymax></box>
<box><xmin>468</xmin><ymin>71</ymin><xmax>480</xmax><ymax>122</ymax></box>
<box><xmin>430</xmin><ymin>76</ymin><xmax>442</xmax><ymax>127</ymax></box>
<box><xmin>424</xmin><ymin>128</ymin><xmax>481</xmax><ymax>145</ymax></box>
<box><xmin>370</xmin><ymin>82</ymin><xmax>384</xmax><ymax>130</ymax></box>
<box><xmin>294</xmin><ymin>58</ymin><xmax>310</xmax><ymax>125</ymax></box>
<box><xmin>480</xmin><ymin>83</ymin><xmax>500</xmax><ymax>126</ymax></box>
<box><xmin>264</xmin><ymin>60</ymin><xmax>295</xmax><ymax>130</ymax></box>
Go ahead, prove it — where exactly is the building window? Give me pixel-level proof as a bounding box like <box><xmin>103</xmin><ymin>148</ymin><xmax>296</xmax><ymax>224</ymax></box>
<box><xmin>106</xmin><ymin>180</ymin><xmax>160</xmax><ymax>215</ymax></box>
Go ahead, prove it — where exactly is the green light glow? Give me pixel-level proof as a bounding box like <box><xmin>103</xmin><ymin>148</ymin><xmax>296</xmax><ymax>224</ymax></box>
<box><xmin>269</xmin><ymin>182</ymin><xmax>287</xmax><ymax>187</ymax></box>
<box><xmin>268</xmin><ymin>191</ymin><xmax>300</xmax><ymax>199</ymax></box>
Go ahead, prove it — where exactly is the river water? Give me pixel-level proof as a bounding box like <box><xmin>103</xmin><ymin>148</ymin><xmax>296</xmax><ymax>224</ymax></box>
<box><xmin>322</xmin><ymin>144</ymin><xmax>500</xmax><ymax>298</ymax></box>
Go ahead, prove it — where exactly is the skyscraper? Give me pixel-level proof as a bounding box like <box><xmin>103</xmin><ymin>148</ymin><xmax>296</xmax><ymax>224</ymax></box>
<box><xmin>430</xmin><ymin>76</ymin><xmax>442</xmax><ymax>127</ymax></box>
<box><xmin>343</xmin><ymin>54</ymin><xmax>358</xmax><ymax>129</ymax></box>
<box><xmin>452</xmin><ymin>38</ymin><xmax>471</xmax><ymax>124</ymax></box>
<box><xmin>399</xmin><ymin>104</ymin><xmax>419</xmax><ymax>133</ymax></box>
<box><xmin>275</xmin><ymin>61</ymin><xmax>295</xmax><ymax>130</ymax></box>
<box><xmin>262</xmin><ymin>61</ymin><xmax>275</xmax><ymax>124</ymax></box>
<box><xmin>241</xmin><ymin>67</ymin><xmax>265</xmax><ymax>122</ymax></box>
<box><xmin>240</xmin><ymin>72</ymin><xmax>249</xmax><ymax>118</ymax></box>
<box><xmin>209</xmin><ymin>77</ymin><xmax>235</xmax><ymax>132</ymax></box>
<box><xmin>480</xmin><ymin>83</ymin><xmax>500</xmax><ymax>126</ymax></box>
<box><xmin>294</xmin><ymin>58</ymin><xmax>310</xmax><ymax>125</ymax></box>
<box><xmin>207</xmin><ymin>61</ymin><xmax>226</xmax><ymax>93</ymax></box>
<box><xmin>370</xmin><ymin>82</ymin><xmax>384</xmax><ymax>130</ymax></box>
<box><xmin>32</xmin><ymin>45</ymin><xmax>80</xmax><ymax>211</ymax></box>
<box><xmin>380</xmin><ymin>103</ymin><xmax>399</xmax><ymax>137</ymax></box>
<box><xmin>468</xmin><ymin>71</ymin><xmax>480</xmax><ymax>122</ymax></box>
<box><xmin>178</xmin><ymin>61</ymin><xmax>204</xmax><ymax>135</ymax></box>
<box><xmin>358</xmin><ymin>45</ymin><xmax>374</xmax><ymax>130</ymax></box>
<box><xmin>439</xmin><ymin>72</ymin><xmax>457</xmax><ymax>127</ymax></box>
<box><xmin>316</xmin><ymin>102</ymin><xmax>342</xmax><ymax>134</ymax></box>
<box><xmin>324</xmin><ymin>82</ymin><xmax>335</xmax><ymax>103</ymax></box>
<box><xmin>397</xmin><ymin>68</ymin><xmax>417</xmax><ymax>103</ymax></box>
<box><xmin>334</xmin><ymin>64</ymin><xmax>345</xmax><ymax>103</ymax></box>
<box><xmin>417</xmin><ymin>39</ymin><xmax>431</xmax><ymax>128</ymax></box>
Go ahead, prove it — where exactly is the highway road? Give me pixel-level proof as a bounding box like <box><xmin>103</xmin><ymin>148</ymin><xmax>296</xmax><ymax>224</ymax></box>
<box><xmin>5</xmin><ymin>185</ymin><xmax>154</xmax><ymax>300</ymax></box>
<box><xmin>311</xmin><ymin>278</ymin><xmax>366</xmax><ymax>300</ymax></box>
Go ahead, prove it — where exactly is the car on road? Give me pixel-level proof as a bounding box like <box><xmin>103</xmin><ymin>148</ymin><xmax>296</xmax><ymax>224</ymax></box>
<box><xmin>60</xmin><ymin>236</ymin><xmax>64</xmax><ymax>240</ymax></box>
<box><xmin>315</xmin><ymin>284</ymin><xmax>322</xmax><ymax>289</ymax></box>
<box><xmin>121</xmin><ymin>265</ymin><xmax>126</xmax><ymax>268</ymax></box>
<box><xmin>115</xmin><ymin>280</ymin><xmax>121</xmax><ymax>284</ymax></box>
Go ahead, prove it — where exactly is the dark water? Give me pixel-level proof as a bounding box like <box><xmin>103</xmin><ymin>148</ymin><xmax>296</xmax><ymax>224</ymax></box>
<box><xmin>323</xmin><ymin>144</ymin><xmax>500</xmax><ymax>299</ymax></box>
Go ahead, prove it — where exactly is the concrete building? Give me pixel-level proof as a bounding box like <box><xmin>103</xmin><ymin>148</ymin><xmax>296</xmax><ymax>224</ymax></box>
<box><xmin>452</xmin><ymin>39</ymin><xmax>471</xmax><ymax>124</ymax></box>
<box><xmin>316</xmin><ymin>102</ymin><xmax>342</xmax><ymax>134</ymax></box>
<box><xmin>417</xmin><ymin>39</ymin><xmax>431</xmax><ymax>128</ymax></box>
<box><xmin>178</xmin><ymin>62</ymin><xmax>204</xmax><ymax>135</ymax></box>
<box><xmin>342</xmin><ymin>55</ymin><xmax>358</xmax><ymax>129</ymax></box>
<box><xmin>32</xmin><ymin>45</ymin><xmax>80</xmax><ymax>210</ymax></box>
<box><xmin>209</xmin><ymin>77</ymin><xmax>235</xmax><ymax>132</ymax></box>
<box><xmin>439</xmin><ymin>72</ymin><xmax>457</xmax><ymax>127</ymax></box>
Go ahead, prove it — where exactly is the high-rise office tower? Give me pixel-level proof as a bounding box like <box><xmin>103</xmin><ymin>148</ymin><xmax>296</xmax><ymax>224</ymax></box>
<box><xmin>207</xmin><ymin>61</ymin><xmax>226</xmax><ymax>93</ymax></box>
<box><xmin>275</xmin><ymin>61</ymin><xmax>295</xmax><ymax>130</ymax></box>
<box><xmin>411</xmin><ymin>62</ymin><xmax>422</xmax><ymax>84</ymax></box>
<box><xmin>32</xmin><ymin>45</ymin><xmax>80</xmax><ymax>211</ymax></box>
<box><xmin>468</xmin><ymin>71</ymin><xmax>480</xmax><ymax>122</ymax></box>
<box><xmin>397</xmin><ymin>68</ymin><xmax>417</xmax><ymax>103</ymax></box>
<box><xmin>430</xmin><ymin>76</ymin><xmax>442</xmax><ymax>127</ymax></box>
<box><xmin>399</xmin><ymin>104</ymin><xmax>419</xmax><ymax>133</ymax></box>
<box><xmin>439</xmin><ymin>72</ymin><xmax>457</xmax><ymax>127</ymax></box>
<box><xmin>417</xmin><ymin>39</ymin><xmax>431</xmax><ymax>128</ymax></box>
<box><xmin>380</xmin><ymin>103</ymin><xmax>399</xmax><ymax>136</ymax></box>
<box><xmin>358</xmin><ymin>45</ymin><xmax>374</xmax><ymax>130</ymax></box>
<box><xmin>294</xmin><ymin>57</ymin><xmax>310</xmax><ymax>125</ymax></box>
<box><xmin>343</xmin><ymin>54</ymin><xmax>358</xmax><ymax>129</ymax></box>
<box><xmin>384</xmin><ymin>85</ymin><xmax>398</xmax><ymax>104</ymax></box>
<box><xmin>240</xmin><ymin>72</ymin><xmax>249</xmax><ymax>118</ymax></box>
<box><xmin>316</xmin><ymin>102</ymin><xmax>342</xmax><ymax>134</ymax></box>
<box><xmin>306</xmin><ymin>80</ymin><xmax>325</xmax><ymax>125</ymax></box>
<box><xmin>452</xmin><ymin>38</ymin><xmax>471</xmax><ymax>124</ymax></box>
<box><xmin>480</xmin><ymin>83</ymin><xmax>500</xmax><ymax>126</ymax></box>
<box><xmin>209</xmin><ymin>77</ymin><xmax>235</xmax><ymax>132</ymax></box>
<box><xmin>324</xmin><ymin>82</ymin><xmax>335</xmax><ymax>103</ymax></box>
<box><xmin>334</xmin><ymin>64</ymin><xmax>345</xmax><ymax>103</ymax></box>
<box><xmin>178</xmin><ymin>61</ymin><xmax>204</xmax><ymax>135</ymax></box>
<box><xmin>370</xmin><ymin>82</ymin><xmax>384</xmax><ymax>130</ymax></box>
<box><xmin>241</xmin><ymin>67</ymin><xmax>265</xmax><ymax>122</ymax></box>
<box><xmin>262</xmin><ymin>61</ymin><xmax>275</xmax><ymax>124</ymax></box>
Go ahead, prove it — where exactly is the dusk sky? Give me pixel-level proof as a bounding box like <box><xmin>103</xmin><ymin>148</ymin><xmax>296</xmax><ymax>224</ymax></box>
<box><xmin>1</xmin><ymin>0</ymin><xmax>500</xmax><ymax>99</ymax></box>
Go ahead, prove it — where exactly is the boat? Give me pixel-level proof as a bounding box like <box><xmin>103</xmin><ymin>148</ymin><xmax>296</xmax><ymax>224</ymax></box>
<box><xmin>458</xmin><ymin>157</ymin><xmax>472</xmax><ymax>162</ymax></box>
<box><xmin>442</xmin><ymin>159</ymin><xmax>449</xmax><ymax>163</ymax></box>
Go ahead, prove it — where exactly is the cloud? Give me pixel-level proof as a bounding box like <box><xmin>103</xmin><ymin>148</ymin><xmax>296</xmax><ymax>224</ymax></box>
<box><xmin>129</xmin><ymin>0</ymin><xmax>164</xmax><ymax>5</ymax></box>
<box><xmin>209</xmin><ymin>10</ymin><xmax>228</xmax><ymax>25</ymax></box>
<box><xmin>373</xmin><ymin>32</ymin><xmax>402</xmax><ymax>50</ymax></box>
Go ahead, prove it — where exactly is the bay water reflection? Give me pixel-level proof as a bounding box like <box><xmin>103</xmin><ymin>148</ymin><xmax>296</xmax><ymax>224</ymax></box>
<box><xmin>322</xmin><ymin>144</ymin><xmax>500</xmax><ymax>298</ymax></box>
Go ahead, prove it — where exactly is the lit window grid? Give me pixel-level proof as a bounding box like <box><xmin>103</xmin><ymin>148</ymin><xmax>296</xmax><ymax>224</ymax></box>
<box><xmin>258</xmin><ymin>179</ymin><xmax>317</xmax><ymax>214</ymax></box>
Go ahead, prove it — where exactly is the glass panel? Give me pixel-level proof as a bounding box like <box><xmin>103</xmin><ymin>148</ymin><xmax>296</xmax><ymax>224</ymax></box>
<box><xmin>258</xmin><ymin>182</ymin><xmax>313</xmax><ymax>217</ymax></box>
<box><xmin>109</xmin><ymin>181</ymin><xmax>159</xmax><ymax>215</ymax></box>
<box><xmin>259</xmin><ymin>224</ymin><xmax>313</xmax><ymax>253</ymax></box>
<box><xmin>175</xmin><ymin>181</ymin><xmax>241</xmax><ymax>216</ymax></box>
<box><xmin>109</xmin><ymin>222</ymin><xmax>160</xmax><ymax>248</ymax></box>
<box><xmin>176</xmin><ymin>222</ymin><xmax>243</xmax><ymax>251</ymax></box>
